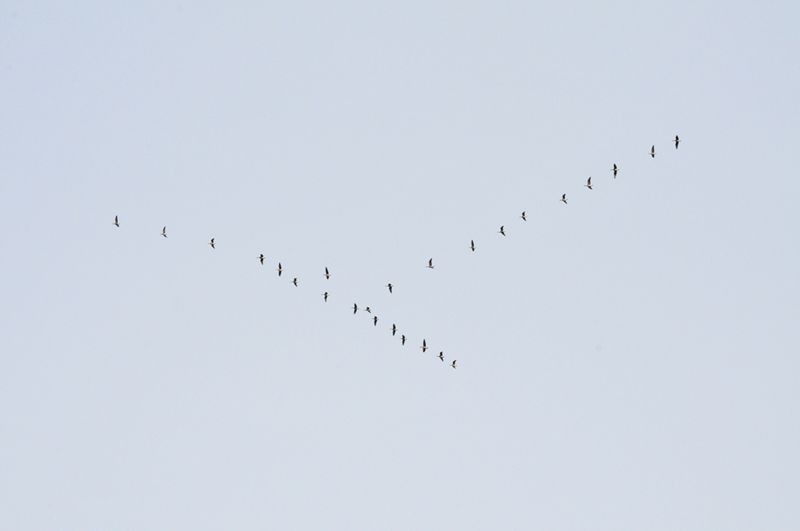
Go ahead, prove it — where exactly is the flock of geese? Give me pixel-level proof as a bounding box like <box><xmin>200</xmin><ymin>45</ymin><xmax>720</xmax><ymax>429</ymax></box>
<box><xmin>113</xmin><ymin>135</ymin><xmax>681</xmax><ymax>370</ymax></box>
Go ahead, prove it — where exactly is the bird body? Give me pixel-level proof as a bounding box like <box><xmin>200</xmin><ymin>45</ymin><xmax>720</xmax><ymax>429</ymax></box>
<box><xmin>499</xmin><ymin>225</ymin><xmax>506</xmax><ymax>236</ymax></box>
<box><xmin>292</xmin><ymin>277</ymin><xmax>298</xmax><ymax>287</ymax></box>
<box><xmin>373</xmin><ymin>316</ymin><xmax>378</xmax><ymax>326</ymax></box>
<box><xmin>438</xmin><ymin>351</ymin><xmax>444</xmax><ymax>361</ymax></box>
<box><xmin>392</xmin><ymin>324</ymin><xmax>397</xmax><ymax>336</ymax></box>
<box><xmin>612</xmin><ymin>164</ymin><xmax>618</xmax><ymax>178</ymax></box>
<box><xmin>277</xmin><ymin>263</ymin><xmax>283</xmax><ymax>276</ymax></box>
<box><xmin>401</xmin><ymin>335</ymin><xmax>406</xmax><ymax>345</ymax></box>
<box><xmin>427</xmin><ymin>258</ymin><xmax>434</xmax><ymax>269</ymax></box>
<box><xmin>650</xmin><ymin>145</ymin><xmax>656</xmax><ymax>158</ymax></box>
<box><xmin>521</xmin><ymin>211</ymin><xmax>527</xmax><ymax>222</ymax></box>
<box><xmin>353</xmin><ymin>303</ymin><xmax>358</xmax><ymax>314</ymax></box>
<box><xmin>323</xmin><ymin>292</ymin><xmax>328</xmax><ymax>302</ymax></box>
<box><xmin>113</xmin><ymin>215</ymin><xmax>119</xmax><ymax>227</ymax></box>
<box><xmin>209</xmin><ymin>238</ymin><xmax>215</xmax><ymax>249</ymax></box>
<box><xmin>561</xmin><ymin>194</ymin><xmax>567</xmax><ymax>204</ymax></box>
<box><xmin>470</xmin><ymin>240</ymin><xmax>476</xmax><ymax>252</ymax></box>
<box><xmin>387</xmin><ymin>283</ymin><xmax>393</xmax><ymax>294</ymax></box>
<box><xmin>161</xmin><ymin>226</ymin><xmax>167</xmax><ymax>238</ymax></box>
<box><xmin>421</xmin><ymin>339</ymin><xmax>427</xmax><ymax>353</ymax></box>
<box><xmin>258</xmin><ymin>253</ymin><xmax>265</xmax><ymax>265</ymax></box>
<box><xmin>674</xmin><ymin>135</ymin><xmax>680</xmax><ymax>149</ymax></box>
<box><xmin>451</xmin><ymin>360</ymin><xmax>457</xmax><ymax>369</ymax></box>
<box><xmin>325</xmin><ymin>267</ymin><xmax>330</xmax><ymax>279</ymax></box>
<box><xmin>585</xmin><ymin>177</ymin><xmax>593</xmax><ymax>190</ymax></box>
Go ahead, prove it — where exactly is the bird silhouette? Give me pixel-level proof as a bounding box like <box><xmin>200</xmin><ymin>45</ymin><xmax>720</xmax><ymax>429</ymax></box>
<box><xmin>353</xmin><ymin>303</ymin><xmax>358</xmax><ymax>314</ymax></box>
<box><xmin>612</xmin><ymin>163</ymin><xmax>618</xmax><ymax>178</ymax></box>
<box><xmin>325</xmin><ymin>267</ymin><xmax>330</xmax><ymax>279</ymax></box>
<box><xmin>585</xmin><ymin>177</ymin><xmax>593</xmax><ymax>190</ymax></box>
<box><xmin>674</xmin><ymin>135</ymin><xmax>680</xmax><ymax>149</ymax></box>
<box><xmin>323</xmin><ymin>291</ymin><xmax>328</xmax><ymax>302</ymax></box>
<box><xmin>209</xmin><ymin>238</ymin><xmax>215</xmax><ymax>249</ymax></box>
<box><xmin>386</xmin><ymin>283</ymin><xmax>393</xmax><ymax>294</ymax></box>
<box><xmin>161</xmin><ymin>226</ymin><xmax>168</xmax><ymax>238</ymax></box>
<box><xmin>277</xmin><ymin>263</ymin><xmax>283</xmax><ymax>276</ymax></box>
<box><xmin>561</xmin><ymin>194</ymin><xmax>568</xmax><ymax>205</ymax></box>
<box><xmin>373</xmin><ymin>316</ymin><xmax>378</xmax><ymax>326</ymax></box>
<box><xmin>401</xmin><ymin>334</ymin><xmax>406</xmax><ymax>345</ymax></box>
<box><xmin>438</xmin><ymin>351</ymin><xmax>444</xmax><ymax>362</ymax></box>
<box><xmin>421</xmin><ymin>339</ymin><xmax>428</xmax><ymax>353</ymax></box>
<box><xmin>258</xmin><ymin>253</ymin><xmax>265</xmax><ymax>265</ymax></box>
<box><xmin>392</xmin><ymin>324</ymin><xmax>397</xmax><ymax>336</ymax></box>
<box><xmin>470</xmin><ymin>240</ymin><xmax>476</xmax><ymax>252</ymax></box>
<box><xmin>365</xmin><ymin>306</ymin><xmax>372</xmax><ymax>314</ymax></box>
<box><xmin>521</xmin><ymin>211</ymin><xmax>527</xmax><ymax>222</ymax></box>
<box><xmin>292</xmin><ymin>277</ymin><xmax>298</xmax><ymax>287</ymax></box>
<box><xmin>113</xmin><ymin>215</ymin><xmax>119</xmax><ymax>227</ymax></box>
<box><xmin>427</xmin><ymin>258</ymin><xmax>434</xmax><ymax>269</ymax></box>
<box><xmin>650</xmin><ymin>145</ymin><xmax>656</xmax><ymax>158</ymax></box>
<box><xmin>451</xmin><ymin>360</ymin><xmax>457</xmax><ymax>369</ymax></box>
<box><xmin>499</xmin><ymin>225</ymin><xmax>506</xmax><ymax>236</ymax></box>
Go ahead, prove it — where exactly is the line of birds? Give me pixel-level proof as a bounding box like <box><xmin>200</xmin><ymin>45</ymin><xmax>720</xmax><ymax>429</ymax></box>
<box><xmin>112</xmin><ymin>135</ymin><xmax>681</xmax><ymax>370</ymax></box>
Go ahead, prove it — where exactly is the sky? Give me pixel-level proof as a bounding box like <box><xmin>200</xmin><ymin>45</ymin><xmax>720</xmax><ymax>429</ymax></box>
<box><xmin>1</xmin><ymin>1</ymin><xmax>799</xmax><ymax>529</ymax></box>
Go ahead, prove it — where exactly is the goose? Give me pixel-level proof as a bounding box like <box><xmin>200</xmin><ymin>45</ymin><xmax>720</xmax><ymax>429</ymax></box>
<box><xmin>561</xmin><ymin>194</ymin><xmax>567</xmax><ymax>205</ymax></box>
<box><xmin>470</xmin><ymin>240</ymin><xmax>476</xmax><ymax>252</ymax></box>
<box><xmin>401</xmin><ymin>334</ymin><xmax>406</xmax><ymax>345</ymax></box>
<box><xmin>113</xmin><ymin>215</ymin><xmax>119</xmax><ymax>227</ymax></box>
<box><xmin>324</xmin><ymin>267</ymin><xmax>330</xmax><ymax>280</ymax></box>
<box><xmin>292</xmin><ymin>277</ymin><xmax>298</xmax><ymax>287</ymax></box>
<box><xmin>427</xmin><ymin>258</ymin><xmax>434</xmax><ymax>269</ymax></box>
<box><xmin>392</xmin><ymin>324</ymin><xmax>397</xmax><ymax>336</ymax></box>
<box><xmin>161</xmin><ymin>226</ymin><xmax>168</xmax><ymax>238</ymax></box>
<box><xmin>612</xmin><ymin>163</ymin><xmax>618</xmax><ymax>178</ymax></box>
<box><xmin>373</xmin><ymin>316</ymin><xmax>378</xmax><ymax>326</ymax></box>
<box><xmin>451</xmin><ymin>360</ymin><xmax>457</xmax><ymax>369</ymax></box>
<box><xmin>421</xmin><ymin>339</ymin><xmax>428</xmax><ymax>353</ymax></box>
<box><xmin>674</xmin><ymin>135</ymin><xmax>680</xmax><ymax>149</ymax></box>
<box><xmin>438</xmin><ymin>351</ymin><xmax>444</xmax><ymax>362</ymax></box>
<box><xmin>365</xmin><ymin>306</ymin><xmax>372</xmax><ymax>314</ymax></box>
<box><xmin>585</xmin><ymin>177</ymin><xmax>593</xmax><ymax>190</ymax></box>
<box><xmin>277</xmin><ymin>263</ymin><xmax>283</xmax><ymax>277</ymax></box>
<box><xmin>323</xmin><ymin>291</ymin><xmax>328</xmax><ymax>302</ymax></box>
<box><xmin>258</xmin><ymin>253</ymin><xmax>265</xmax><ymax>265</ymax></box>
<box><xmin>209</xmin><ymin>238</ymin><xmax>215</xmax><ymax>249</ymax></box>
<box><xmin>386</xmin><ymin>283</ymin><xmax>393</xmax><ymax>294</ymax></box>
<box><xmin>353</xmin><ymin>303</ymin><xmax>358</xmax><ymax>314</ymax></box>
<box><xmin>650</xmin><ymin>145</ymin><xmax>656</xmax><ymax>158</ymax></box>
<box><xmin>521</xmin><ymin>211</ymin><xmax>527</xmax><ymax>222</ymax></box>
<box><xmin>498</xmin><ymin>225</ymin><xmax>506</xmax><ymax>236</ymax></box>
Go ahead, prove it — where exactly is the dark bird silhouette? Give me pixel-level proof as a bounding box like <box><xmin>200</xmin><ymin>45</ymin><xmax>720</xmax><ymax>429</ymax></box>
<box><xmin>113</xmin><ymin>215</ymin><xmax>119</xmax><ymax>227</ymax></box>
<box><xmin>612</xmin><ymin>163</ymin><xmax>618</xmax><ymax>178</ymax></box>
<box><xmin>650</xmin><ymin>145</ymin><xmax>656</xmax><ymax>158</ymax></box>
<box><xmin>209</xmin><ymin>238</ymin><xmax>215</xmax><ymax>249</ymax></box>
<box><xmin>373</xmin><ymin>316</ymin><xmax>378</xmax><ymax>326</ymax></box>
<box><xmin>292</xmin><ymin>277</ymin><xmax>298</xmax><ymax>287</ymax></box>
<box><xmin>561</xmin><ymin>194</ymin><xmax>568</xmax><ymax>205</ymax></box>
<box><xmin>470</xmin><ymin>240</ymin><xmax>476</xmax><ymax>252</ymax></box>
<box><xmin>386</xmin><ymin>283</ymin><xmax>393</xmax><ymax>294</ymax></box>
<box><xmin>401</xmin><ymin>334</ymin><xmax>406</xmax><ymax>345</ymax></box>
<box><xmin>365</xmin><ymin>306</ymin><xmax>372</xmax><ymax>314</ymax></box>
<box><xmin>427</xmin><ymin>258</ymin><xmax>434</xmax><ymax>269</ymax></box>
<box><xmin>161</xmin><ymin>226</ymin><xmax>167</xmax><ymax>238</ymax></box>
<box><xmin>585</xmin><ymin>177</ymin><xmax>593</xmax><ymax>190</ymax></box>
<box><xmin>438</xmin><ymin>351</ymin><xmax>444</xmax><ymax>362</ymax></box>
<box><xmin>498</xmin><ymin>225</ymin><xmax>506</xmax><ymax>236</ymax></box>
<box><xmin>421</xmin><ymin>339</ymin><xmax>428</xmax><ymax>353</ymax></box>
<box><xmin>325</xmin><ymin>267</ymin><xmax>330</xmax><ymax>280</ymax></box>
<box><xmin>258</xmin><ymin>253</ymin><xmax>265</xmax><ymax>265</ymax></box>
<box><xmin>521</xmin><ymin>211</ymin><xmax>527</xmax><ymax>222</ymax></box>
<box><xmin>392</xmin><ymin>324</ymin><xmax>397</xmax><ymax>336</ymax></box>
<box><xmin>277</xmin><ymin>263</ymin><xmax>283</xmax><ymax>276</ymax></box>
<box><xmin>451</xmin><ymin>360</ymin><xmax>457</xmax><ymax>369</ymax></box>
<box><xmin>674</xmin><ymin>135</ymin><xmax>680</xmax><ymax>149</ymax></box>
<box><xmin>353</xmin><ymin>303</ymin><xmax>358</xmax><ymax>314</ymax></box>
<box><xmin>323</xmin><ymin>291</ymin><xmax>328</xmax><ymax>302</ymax></box>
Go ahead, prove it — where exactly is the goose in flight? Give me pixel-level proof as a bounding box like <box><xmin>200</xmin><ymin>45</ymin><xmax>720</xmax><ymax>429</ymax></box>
<box><xmin>650</xmin><ymin>145</ymin><xmax>656</xmax><ymax>158</ymax></box>
<box><xmin>277</xmin><ymin>263</ymin><xmax>283</xmax><ymax>277</ymax></box>
<box><xmin>427</xmin><ymin>258</ymin><xmax>434</xmax><ymax>269</ymax></box>
<box><xmin>674</xmin><ymin>134</ymin><xmax>680</xmax><ymax>149</ymax></box>
<box><xmin>209</xmin><ymin>238</ymin><xmax>215</xmax><ymax>249</ymax></box>
<box><xmin>421</xmin><ymin>339</ymin><xmax>428</xmax><ymax>353</ymax></box>
<box><xmin>521</xmin><ymin>211</ymin><xmax>527</xmax><ymax>222</ymax></box>
<box><xmin>498</xmin><ymin>225</ymin><xmax>506</xmax><ymax>236</ymax></box>
<box><xmin>353</xmin><ymin>303</ymin><xmax>358</xmax><ymax>314</ymax></box>
<box><xmin>258</xmin><ymin>253</ymin><xmax>265</xmax><ymax>265</ymax></box>
<box><xmin>585</xmin><ymin>177</ymin><xmax>593</xmax><ymax>190</ymax></box>
<box><xmin>561</xmin><ymin>194</ymin><xmax>567</xmax><ymax>205</ymax></box>
<box><xmin>386</xmin><ymin>283</ymin><xmax>393</xmax><ymax>294</ymax></box>
<box><xmin>438</xmin><ymin>351</ymin><xmax>444</xmax><ymax>362</ymax></box>
<box><xmin>612</xmin><ymin>164</ymin><xmax>618</xmax><ymax>178</ymax></box>
<box><xmin>323</xmin><ymin>291</ymin><xmax>328</xmax><ymax>302</ymax></box>
<box><xmin>470</xmin><ymin>240</ymin><xmax>476</xmax><ymax>252</ymax></box>
<box><xmin>392</xmin><ymin>324</ymin><xmax>397</xmax><ymax>336</ymax></box>
<box><xmin>373</xmin><ymin>316</ymin><xmax>378</xmax><ymax>326</ymax></box>
<box><xmin>292</xmin><ymin>277</ymin><xmax>298</xmax><ymax>287</ymax></box>
<box><xmin>113</xmin><ymin>215</ymin><xmax>119</xmax><ymax>227</ymax></box>
<box><xmin>324</xmin><ymin>267</ymin><xmax>330</xmax><ymax>280</ymax></box>
<box><xmin>451</xmin><ymin>360</ymin><xmax>457</xmax><ymax>369</ymax></box>
<box><xmin>401</xmin><ymin>334</ymin><xmax>406</xmax><ymax>345</ymax></box>
<box><xmin>365</xmin><ymin>306</ymin><xmax>372</xmax><ymax>314</ymax></box>
<box><xmin>161</xmin><ymin>226</ymin><xmax>168</xmax><ymax>238</ymax></box>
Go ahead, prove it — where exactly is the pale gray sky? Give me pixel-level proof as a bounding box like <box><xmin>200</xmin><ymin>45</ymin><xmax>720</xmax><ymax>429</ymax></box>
<box><xmin>1</xmin><ymin>1</ymin><xmax>799</xmax><ymax>529</ymax></box>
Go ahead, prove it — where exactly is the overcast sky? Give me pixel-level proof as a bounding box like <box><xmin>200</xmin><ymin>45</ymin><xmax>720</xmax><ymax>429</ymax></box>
<box><xmin>1</xmin><ymin>1</ymin><xmax>799</xmax><ymax>529</ymax></box>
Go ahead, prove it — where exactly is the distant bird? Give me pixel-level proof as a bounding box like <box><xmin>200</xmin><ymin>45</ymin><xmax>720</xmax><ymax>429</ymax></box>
<box><xmin>373</xmin><ymin>316</ymin><xmax>378</xmax><ymax>326</ymax></box>
<box><xmin>438</xmin><ymin>351</ymin><xmax>444</xmax><ymax>362</ymax></box>
<box><xmin>521</xmin><ymin>211</ymin><xmax>527</xmax><ymax>222</ymax></box>
<box><xmin>353</xmin><ymin>303</ymin><xmax>358</xmax><ymax>314</ymax></box>
<box><xmin>324</xmin><ymin>267</ymin><xmax>330</xmax><ymax>280</ymax></box>
<box><xmin>277</xmin><ymin>263</ymin><xmax>283</xmax><ymax>276</ymax></box>
<box><xmin>258</xmin><ymin>253</ymin><xmax>265</xmax><ymax>265</ymax></box>
<box><xmin>585</xmin><ymin>177</ymin><xmax>593</xmax><ymax>190</ymax></box>
<box><xmin>113</xmin><ymin>215</ymin><xmax>119</xmax><ymax>227</ymax></box>
<box><xmin>392</xmin><ymin>324</ymin><xmax>397</xmax><ymax>336</ymax></box>
<box><xmin>674</xmin><ymin>134</ymin><xmax>680</xmax><ymax>149</ymax></box>
<box><xmin>612</xmin><ymin>163</ymin><xmax>618</xmax><ymax>178</ymax></box>
<box><xmin>401</xmin><ymin>334</ymin><xmax>406</xmax><ymax>345</ymax></box>
<box><xmin>323</xmin><ymin>291</ymin><xmax>328</xmax><ymax>302</ymax></box>
<box><xmin>427</xmin><ymin>258</ymin><xmax>434</xmax><ymax>269</ymax></box>
<box><xmin>365</xmin><ymin>306</ymin><xmax>372</xmax><ymax>314</ymax></box>
<box><xmin>161</xmin><ymin>226</ymin><xmax>167</xmax><ymax>238</ymax></box>
<box><xmin>650</xmin><ymin>145</ymin><xmax>656</xmax><ymax>158</ymax></box>
<box><xmin>498</xmin><ymin>225</ymin><xmax>506</xmax><ymax>236</ymax></box>
<box><xmin>292</xmin><ymin>277</ymin><xmax>298</xmax><ymax>287</ymax></box>
<box><xmin>421</xmin><ymin>339</ymin><xmax>428</xmax><ymax>353</ymax></box>
<box><xmin>451</xmin><ymin>360</ymin><xmax>457</xmax><ymax>369</ymax></box>
<box><xmin>561</xmin><ymin>194</ymin><xmax>568</xmax><ymax>205</ymax></box>
<box><xmin>386</xmin><ymin>283</ymin><xmax>393</xmax><ymax>294</ymax></box>
<box><xmin>209</xmin><ymin>237</ymin><xmax>215</xmax><ymax>249</ymax></box>
<box><xmin>470</xmin><ymin>240</ymin><xmax>476</xmax><ymax>252</ymax></box>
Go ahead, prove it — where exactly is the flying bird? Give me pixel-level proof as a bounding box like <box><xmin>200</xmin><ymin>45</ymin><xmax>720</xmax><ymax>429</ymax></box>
<box><xmin>323</xmin><ymin>291</ymin><xmax>328</xmax><ymax>302</ymax></box>
<box><xmin>585</xmin><ymin>177</ymin><xmax>593</xmax><ymax>190</ymax></box>
<box><xmin>451</xmin><ymin>360</ymin><xmax>457</xmax><ymax>369</ymax></box>
<box><xmin>209</xmin><ymin>238</ymin><xmax>215</xmax><ymax>249</ymax></box>
<box><xmin>427</xmin><ymin>258</ymin><xmax>434</xmax><ymax>269</ymax></box>
<box><xmin>401</xmin><ymin>334</ymin><xmax>406</xmax><ymax>345</ymax></box>
<box><xmin>421</xmin><ymin>339</ymin><xmax>428</xmax><ymax>353</ymax></box>
<box><xmin>470</xmin><ymin>240</ymin><xmax>476</xmax><ymax>252</ymax></box>
<box><xmin>324</xmin><ymin>267</ymin><xmax>330</xmax><ymax>280</ymax></box>
<box><xmin>674</xmin><ymin>134</ymin><xmax>680</xmax><ymax>149</ymax></box>
<box><xmin>161</xmin><ymin>226</ymin><xmax>167</xmax><ymax>238</ymax></box>
<box><xmin>561</xmin><ymin>194</ymin><xmax>567</xmax><ymax>205</ymax></box>
<box><xmin>365</xmin><ymin>306</ymin><xmax>372</xmax><ymax>314</ymax></box>
<box><xmin>373</xmin><ymin>316</ymin><xmax>378</xmax><ymax>326</ymax></box>
<box><xmin>258</xmin><ymin>253</ymin><xmax>265</xmax><ymax>265</ymax></box>
<box><xmin>498</xmin><ymin>225</ymin><xmax>506</xmax><ymax>236</ymax></box>
<box><xmin>292</xmin><ymin>277</ymin><xmax>298</xmax><ymax>287</ymax></box>
<box><xmin>353</xmin><ymin>303</ymin><xmax>358</xmax><ymax>314</ymax></box>
<box><xmin>113</xmin><ymin>215</ymin><xmax>119</xmax><ymax>227</ymax></box>
<box><xmin>277</xmin><ymin>263</ymin><xmax>283</xmax><ymax>276</ymax></box>
<box><xmin>438</xmin><ymin>351</ymin><xmax>444</xmax><ymax>362</ymax></box>
<box><xmin>386</xmin><ymin>283</ymin><xmax>393</xmax><ymax>294</ymax></box>
<box><xmin>612</xmin><ymin>163</ymin><xmax>618</xmax><ymax>178</ymax></box>
<box><xmin>392</xmin><ymin>324</ymin><xmax>397</xmax><ymax>336</ymax></box>
<box><xmin>521</xmin><ymin>211</ymin><xmax>527</xmax><ymax>222</ymax></box>
<box><xmin>650</xmin><ymin>145</ymin><xmax>656</xmax><ymax>158</ymax></box>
